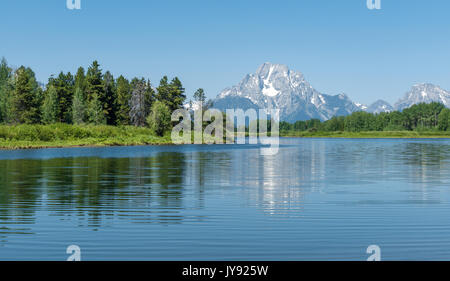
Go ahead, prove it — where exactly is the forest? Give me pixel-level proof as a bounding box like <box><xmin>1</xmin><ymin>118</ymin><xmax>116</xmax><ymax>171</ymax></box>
<box><xmin>1</xmin><ymin>56</ymin><xmax>450</xmax><ymax>149</ymax></box>
<box><xmin>0</xmin><ymin>57</ymin><xmax>210</xmax><ymax>136</ymax></box>
<box><xmin>280</xmin><ymin>102</ymin><xmax>450</xmax><ymax>134</ymax></box>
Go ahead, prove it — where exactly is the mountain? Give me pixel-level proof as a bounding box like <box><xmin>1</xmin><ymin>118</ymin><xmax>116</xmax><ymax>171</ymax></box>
<box><xmin>367</xmin><ymin>100</ymin><xmax>393</xmax><ymax>114</ymax></box>
<box><xmin>395</xmin><ymin>83</ymin><xmax>450</xmax><ymax>111</ymax></box>
<box><xmin>213</xmin><ymin>63</ymin><xmax>364</xmax><ymax>122</ymax></box>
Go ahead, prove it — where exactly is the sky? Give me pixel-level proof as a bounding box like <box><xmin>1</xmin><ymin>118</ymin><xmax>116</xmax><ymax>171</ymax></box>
<box><xmin>0</xmin><ymin>0</ymin><xmax>449</xmax><ymax>105</ymax></box>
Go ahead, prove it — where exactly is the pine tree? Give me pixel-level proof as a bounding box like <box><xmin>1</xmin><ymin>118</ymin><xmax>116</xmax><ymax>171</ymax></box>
<box><xmin>72</xmin><ymin>87</ymin><xmax>86</xmax><ymax>124</ymax></box>
<box><xmin>103</xmin><ymin>71</ymin><xmax>117</xmax><ymax>125</ymax></box>
<box><xmin>116</xmin><ymin>75</ymin><xmax>131</xmax><ymax>125</ymax></box>
<box><xmin>156</xmin><ymin>76</ymin><xmax>186</xmax><ymax>112</ymax></box>
<box><xmin>74</xmin><ymin>67</ymin><xmax>86</xmax><ymax>94</ymax></box>
<box><xmin>42</xmin><ymin>85</ymin><xmax>58</xmax><ymax>124</ymax></box>
<box><xmin>47</xmin><ymin>72</ymin><xmax>75</xmax><ymax>123</ymax></box>
<box><xmin>85</xmin><ymin>61</ymin><xmax>105</xmax><ymax>123</ymax></box>
<box><xmin>0</xmin><ymin>58</ymin><xmax>12</xmax><ymax>123</ymax></box>
<box><xmin>193</xmin><ymin>88</ymin><xmax>206</xmax><ymax>108</ymax></box>
<box><xmin>88</xmin><ymin>93</ymin><xmax>106</xmax><ymax>125</ymax></box>
<box><xmin>10</xmin><ymin>66</ymin><xmax>40</xmax><ymax>124</ymax></box>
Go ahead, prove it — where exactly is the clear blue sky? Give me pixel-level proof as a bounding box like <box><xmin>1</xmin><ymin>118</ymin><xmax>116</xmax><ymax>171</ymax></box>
<box><xmin>1</xmin><ymin>0</ymin><xmax>449</xmax><ymax>105</ymax></box>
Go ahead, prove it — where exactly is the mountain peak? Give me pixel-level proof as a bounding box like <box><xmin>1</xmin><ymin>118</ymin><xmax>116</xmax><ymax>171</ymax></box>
<box><xmin>212</xmin><ymin>63</ymin><xmax>450</xmax><ymax>122</ymax></box>
<box><xmin>395</xmin><ymin>83</ymin><xmax>450</xmax><ymax>110</ymax></box>
<box><xmin>256</xmin><ymin>62</ymin><xmax>290</xmax><ymax>76</ymax></box>
<box><xmin>367</xmin><ymin>100</ymin><xmax>393</xmax><ymax>113</ymax></box>
<box><xmin>214</xmin><ymin>63</ymin><xmax>360</xmax><ymax>122</ymax></box>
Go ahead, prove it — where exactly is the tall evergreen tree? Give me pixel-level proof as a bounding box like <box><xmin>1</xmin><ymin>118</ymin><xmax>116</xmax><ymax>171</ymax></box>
<box><xmin>72</xmin><ymin>87</ymin><xmax>86</xmax><ymax>124</ymax></box>
<box><xmin>116</xmin><ymin>75</ymin><xmax>131</xmax><ymax>125</ymax></box>
<box><xmin>193</xmin><ymin>88</ymin><xmax>206</xmax><ymax>108</ymax></box>
<box><xmin>88</xmin><ymin>93</ymin><xmax>106</xmax><ymax>125</ymax></box>
<box><xmin>74</xmin><ymin>67</ymin><xmax>86</xmax><ymax>94</ymax></box>
<box><xmin>155</xmin><ymin>76</ymin><xmax>186</xmax><ymax>112</ymax></box>
<box><xmin>0</xmin><ymin>58</ymin><xmax>12</xmax><ymax>123</ymax></box>
<box><xmin>85</xmin><ymin>61</ymin><xmax>105</xmax><ymax>123</ymax></box>
<box><xmin>102</xmin><ymin>71</ymin><xmax>117</xmax><ymax>125</ymax></box>
<box><xmin>47</xmin><ymin>72</ymin><xmax>75</xmax><ymax>123</ymax></box>
<box><xmin>42</xmin><ymin>85</ymin><xmax>58</xmax><ymax>124</ymax></box>
<box><xmin>10</xmin><ymin>66</ymin><xmax>40</xmax><ymax>124</ymax></box>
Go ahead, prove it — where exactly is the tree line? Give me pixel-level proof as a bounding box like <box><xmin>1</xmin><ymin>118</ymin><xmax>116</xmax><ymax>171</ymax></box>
<box><xmin>0</xmin><ymin>57</ymin><xmax>208</xmax><ymax>136</ymax></box>
<box><xmin>280</xmin><ymin>102</ymin><xmax>450</xmax><ymax>132</ymax></box>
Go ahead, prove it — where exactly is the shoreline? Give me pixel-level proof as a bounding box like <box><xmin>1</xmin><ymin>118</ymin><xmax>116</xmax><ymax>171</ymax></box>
<box><xmin>2</xmin><ymin>133</ymin><xmax>450</xmax><ymax>150</ymax></box>
<box><xmin>0</xmin><ymin>141</ymin><xmax>174</xmax><ymax>150</ymax></box>
<box><xmin>280</xmin><ymin>131</ymin><xmax>450</xmax><ymax>139</ymax></box>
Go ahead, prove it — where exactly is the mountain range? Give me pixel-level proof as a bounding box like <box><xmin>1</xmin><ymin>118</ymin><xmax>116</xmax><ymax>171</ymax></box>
<box><xmin>211</xmin><ymin>63</ymin><xmax>450</xmax><ymax>122</ymax></box>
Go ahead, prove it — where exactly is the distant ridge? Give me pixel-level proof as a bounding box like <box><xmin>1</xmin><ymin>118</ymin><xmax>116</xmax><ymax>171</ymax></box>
<box><xmin>212</xmin><ymin>63</ymin><xmax>449</xmax><ymax>122</ymax></box>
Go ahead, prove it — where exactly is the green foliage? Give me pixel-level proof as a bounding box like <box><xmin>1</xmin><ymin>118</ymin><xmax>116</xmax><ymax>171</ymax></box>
<box><xmin>47</xmin><ymin>72</ymin><xmax>74</xmax><ymax>123</ymax></box>
<box><xmin>74</xmin><ymin>67</ymin><xmax>86</xmax><ymax>93</ymax></box>
<box><xmin>0</xmin><ymin>123</ymin><xmax>171</xmax><ymax>148</ymax></box>
<box><xmin>102</xmin><ymin>71</ymin><xmax>118</xmax><ymax>125</ymax></box>
<box><xmin>0</xmin><ymin>58</ymin><xmax>192</xmax><ymax>135</ymax></box>
<box><xmin>344</xmin><ymin>111</ymin><xmax>376</xmax><ymax>132</ymax></box>
<box><xmin>156</xmin><ymin>76</ymin><xmax>186</xmax><ymax>112</ymax></box>
<box><xmin>72</xmin><ymin>87</ymin><xmax>86</xmax><ymax>124</ymax></box>
<box><xmin>85</xmin><ymin>61</ymin><xmax>104</xmax><ymax>122</ymax></box>
<box><xmin>116</xmin><ymin>75</ymin><xmax>131</xmax><ymax>125</ymax></box>
<box><xmin>438</xmin><ymin>108</ymin><xmax>450</xmax><ymax>131</ymax></box>
<box><xmin>282</xmin><ymin>102</ymin><xmax>450</xmax><ymax>134</ymax></box>
<box><xmin>10</xmin><ymin>66</ymin><xmax>41</xmax><ymax>124</ymax></box>
<box><xmin>0</xmin><ymin>57</ymin><xmax>13</xmax><ymax>123</ymax></box>
<box><xmin>147</xmin><ymin>100</ymin><xmax>171</xmax><ymax>136</ymax></box>
<box><xmin>41</xmin><ymin>86</ymin><xmax>59</xmax><ymax>124</ymax></box>
<box><xmin>193</xmin><ymin>88</ymin><xmax>206</xmax><ymax>106</ymax></box>
<box><xmin>88</xmin><ymin>93</ymin><xmax>106</xmax><ymax>125</ymax></box>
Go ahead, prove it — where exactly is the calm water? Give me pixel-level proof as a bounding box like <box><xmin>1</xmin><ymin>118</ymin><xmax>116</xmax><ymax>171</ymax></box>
<box><xmin>1</xmin><ymin>138</ymin><xmax>450</xmax><ymax>260</ymax></box>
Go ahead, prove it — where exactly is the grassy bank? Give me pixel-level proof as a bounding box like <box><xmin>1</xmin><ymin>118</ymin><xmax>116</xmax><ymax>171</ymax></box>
<box><xmin>2</xmin><ymin>125</ymin><xmax>450</xmax><ymax>150</ymax></box>
<box><xmin>0</xmin><ymin>124</ymin><xmax>172</xmax><ymax>149</ymax></box>
<box><xmin>280</xmin><ymin>130</ymin><xmax>450</xmax><ymax>138</ymax></box>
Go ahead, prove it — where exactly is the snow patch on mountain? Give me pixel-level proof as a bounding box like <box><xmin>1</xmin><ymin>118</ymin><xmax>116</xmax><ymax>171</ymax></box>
<box><xmin>213</xmin><ymin>63</ymin><xmax>363</xmax><ymax>122</ymax></box>
<box><xmin>210</xmin><ymin>63</ymin><xmax>450</xmax><ymax>122</ymax></box>
<box><xmin>395</xmin><ymin>83</ymin><xmax>450</xmax><ymax>111</ymax></box>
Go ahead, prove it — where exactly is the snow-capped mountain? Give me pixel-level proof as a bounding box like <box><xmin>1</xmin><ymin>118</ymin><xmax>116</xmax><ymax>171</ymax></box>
<box><xmin>367</xmin><ymin>100</ymin><xmax>393</xmax><ymax>114</ymax></box>
<box><xmin>213</xmin><ymin>63</ymin><xmax>364</xmax><ymax>122</ymax></box>
<box><xmin>394</xmin><ymin>83</ymin><xmax>450</xmax><ymax>111</ymax></box>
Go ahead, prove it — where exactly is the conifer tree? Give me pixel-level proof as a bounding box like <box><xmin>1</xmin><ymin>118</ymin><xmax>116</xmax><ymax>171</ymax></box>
<box><xmin>85</xmin><ymin>61</ymin><xmax>105</xmax><ymax>123</ymax></box>
<box><xmin>74</xmin><ymin>67</ymin><xmax>86</xmax><ymax>94</ymax></box>
<box><xmin>193</xmin><ymin>88</ymin><xmax>206</xmax><ymax>108</ymax></box>
<box><xmin>42</xmin><ymin>85</ymin><xmax>58</xmax><ymax>124</ymax></box>
<box><xmin>156</xmin><ymin>76</ymin><xmax>186</xmax><ymax>112</ymax></box>
<box><xmin>116</xmin><ymin>75</ymin><xmax>131</xmax><ymax>125</ymax></box>
<box><xmin>0</xmin><ymin>58</ymin><xmax>12</xmax><ymax>123</ymax></box>
<box><xmin>10</xmin><ymin>66</ymin><xmax>40</xmax><ymax>124</ymax></box>
<box><xmin>47</xmin><ymin>72</ymin><xmax>75</xmax><ymax>123</ymax></box>
<box><xmin>103</xmin><ymin>71</ymin><xmax>117</xmax><ymax>125</ymax></box>
<box><xmin>88</xmin><ymin>93</ymin><xmax>106</xmax><ymax>125</ymax></box>
<box><xmin>72</xmin><ymin>87</ymin><xmax>86</xmax><ymax>124</ymax></box>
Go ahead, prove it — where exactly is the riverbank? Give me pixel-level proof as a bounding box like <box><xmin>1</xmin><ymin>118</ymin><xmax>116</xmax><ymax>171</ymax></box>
<box><xmin>280</xmin><ymin>130</ymin><xmax>450</xmax><ymax>138</ymax></box>
<box><xmin>2</xmin><ymin>125</ymin><xmax>450</xmax><ymax>150</ymax></box>
<box><xmin>0</xmin><ymin>124</ymin><xmax>172</xmax><ymax>149</ymax></box>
